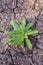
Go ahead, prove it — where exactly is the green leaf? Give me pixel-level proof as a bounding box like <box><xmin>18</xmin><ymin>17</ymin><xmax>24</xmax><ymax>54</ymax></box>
<box><xmin>7</xmin><ymin>34</ymin><xmax>24</xmax><ymax>46</ymax></box>
<box><xmin>25</xmin><ymin>22</ymin><xmax>34</xmax><ymax>31</ymax></box>
<box><xmin>10</xmin><ymin>20</ymin><xmax>20</xmax><ymax>30</ymax></box>
<box><xmin>20</xmin><ymin>42</ymin><xmax>24</xmax><ymax>48</ymax></box>
<box><xmin>10</xmin><ymin>20</ymin><xmax>24</xmax><ymax>34</ymax></box>
<box><xmin>26</xmin><ymin>38</ymin><xmax>32</xmax><ymax>50</ymax></box>
<box><xmin>26</xmin><ymin>30</ymin><xmax>38</xmax><ymax>36</ymax></box>
<box><xmin>5</xmin><ymin>31</ymin><xmax>13</xmax><ymax>35</ymax></box>
<box><xmin>7</xmin><ymin>38</ymin><xmax>15</xmax><ymax>46</ymax></box>
<box><xmin>21</xmin><ymin>18</ymin><xmax>26</xmax><ymax>27</ymax></box>
<box><xmin>5</xmin><ymin>29</ymin><xmax>23</xmax><ymax>36</ymax></box>
<box><xmin>25</xmin><ymin>29</ymin><xmax>32</xmax><ymax>34</ymax></box>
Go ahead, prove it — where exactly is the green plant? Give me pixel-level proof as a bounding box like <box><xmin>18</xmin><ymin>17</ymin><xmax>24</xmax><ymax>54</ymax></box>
<box><xmin>6</xmin><ymin>19</ymin><xmax>38</xmax><ymax>50</ymax></box>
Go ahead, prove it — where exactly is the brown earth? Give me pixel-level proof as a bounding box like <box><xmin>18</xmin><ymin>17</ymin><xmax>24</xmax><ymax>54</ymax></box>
<box><xmin>0</xmin><ymin>0</ymin><xmax>43</xmax><ymax>65</ymax></box>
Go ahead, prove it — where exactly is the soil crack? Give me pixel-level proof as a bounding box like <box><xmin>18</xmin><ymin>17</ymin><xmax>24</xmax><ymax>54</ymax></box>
<box><xmin>6</xmin><ymin>49</ymin><xmax>15</xmax><ymax>65</ymax></box>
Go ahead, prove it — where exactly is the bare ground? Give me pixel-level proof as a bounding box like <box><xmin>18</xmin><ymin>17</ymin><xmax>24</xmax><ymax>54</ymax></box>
<box><xmin>0</xmin><ymin>0</ymin><xmax>43</xmax><ymax>65</ymax></box>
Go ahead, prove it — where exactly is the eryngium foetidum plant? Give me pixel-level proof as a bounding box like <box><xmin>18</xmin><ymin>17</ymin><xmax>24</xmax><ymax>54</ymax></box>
<box><xmin>6</xmin><ymin>19</ymin><xmax>38</xmax><ymax>50</ymax></box>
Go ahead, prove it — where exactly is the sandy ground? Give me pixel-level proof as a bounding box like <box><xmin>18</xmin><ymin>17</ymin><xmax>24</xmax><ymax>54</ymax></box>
<box><xmin>0</xmin><ymin>0</ymin><xmax>43</xmax><ymax>65</ymax></box>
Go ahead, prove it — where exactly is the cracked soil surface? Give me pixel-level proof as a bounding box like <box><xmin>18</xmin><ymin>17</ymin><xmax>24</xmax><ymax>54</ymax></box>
<box><xmin>0</xmin><ymin>0</ymin><xmax>43</xmax><ymax>65</ymax></box>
